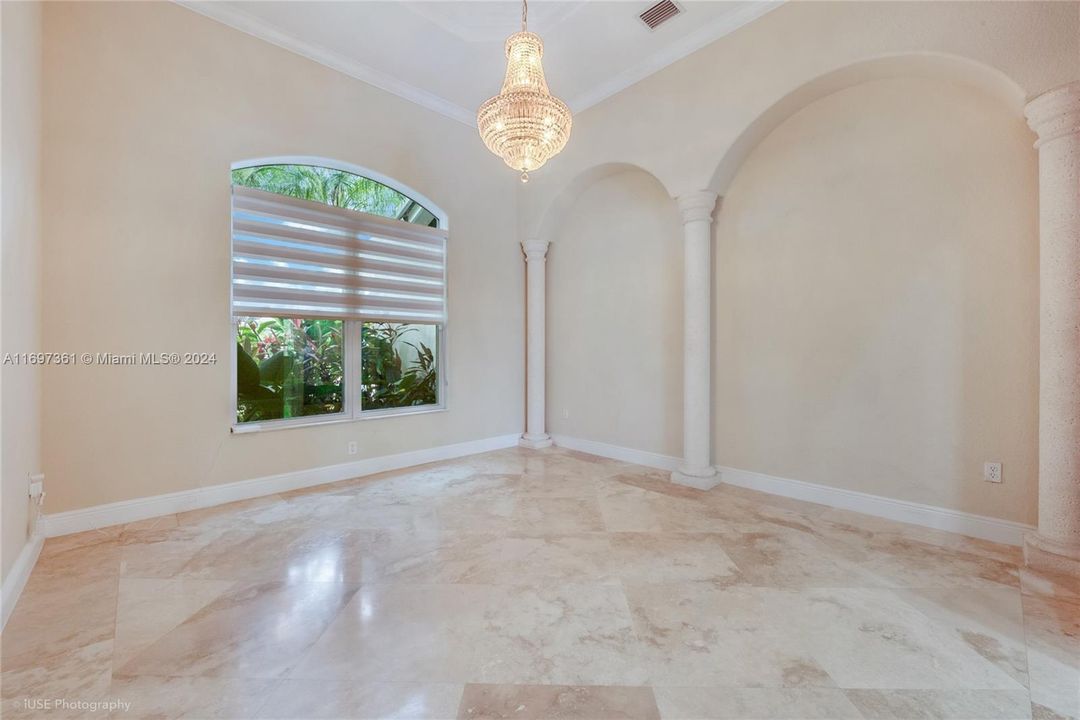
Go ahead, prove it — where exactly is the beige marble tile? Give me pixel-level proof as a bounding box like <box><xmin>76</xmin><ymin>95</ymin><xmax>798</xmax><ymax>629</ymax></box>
<box><xmin>5</xmin><ymin>447</ymin><xmax>1064</xmax><ymax>720</ymax></box>
<box><xmin>119</xmin><ymin>523</ymin><xmax>226</xmax><ymax>579</ymax></box>
<box><xmin>894</xmin><ymin>586</ymin><xmax>1029</xmax><ymax>687</ymax></box>
<box><xmin>596</xmin><ymin>482</ymin><xmax>669</xmax><ymax>533</ymax></box>
<box><xmin>288</xmin><ymin>583</ymin><xmax>489</xmax><ymax>683</ymax></box>
<box><xmin>34</xmin><ymin>534</ymin><xmax>122</xmax><ymax>579</ymax></box>
<box><xmin>1021</xmin><ymin>566</ymin><xmax>1080</xmax><ymax>603</ymax></box>
<box><xmin>373</xmin><ymin>533</ymin><xmax>615</xmax><ymax>586</ymax></box>
<box><xmin>255</xmin><ymin>680</ymin><xmax>464</xmax><ymax>719</ymax></box>
<box><xmin>799</xmin><ymin>588</ymin><xmax>1029</xmax><ymax>690</ymax></box>
<box><xmin>107</xmin><ymin>676</ymin><xmax>276</xmax><ymax>719</ymax></box>
<box><xmin>596</xmin><ymin>479</ymin><xmax>753</xmax><ymax>535</ymax></box>
<box><xmin>509</xmin><ymin>472</ymin><xmax>602</xmax><ymax>498</ymax></box>
<box><xmin>458</xmin><ymin>684</ymin><xmax>660</xmax><ymax>720</ymax></box>
<box><xmin>653</xmin><ymin>687</ymin><xmax>863</xmax><ymax>719</ymax></box>
<box><xmin>124</xmin><ymin>525</ymin><xmax>384</xmax><ymax>583</ymax></box>
<box><xmin>0</xmin><ymin>639</ymin><xmax>113</xmax><ymax>716</ymax></box>
<box><xmin>113</xmin><ymin>577</ymin><xmax>237</xmax><ymax>667</ymax></box>
<box><xmin>607</xmin><ymin>533</ymin><xmax>740</xmax><ymax>584</ymax></box>
<box><xmin>1022</xmin><ymin>594</ymin><xmax>1080</xmax><ymax>719</ymax></box>
<box><xmin>436</xmin><ymin>495</ymin><xmax>605</xmax><ymax>536</ymax></box>
<box><xmin>714</xmin><ymin>525</ymin><xmax>870</xmax><ymax>588</ymax></box>
<box><xmin>625</xmin><ymin>584</ymin><xmax>836</xmax><ymax>688</ymax></box>
<box><xmin>120</xmin><ymin>513</ymin><xmax>179</xmax><ymax>537</ymax></box>
<box><xmin>509</xmin><ymin>497</ymin><xmax>606</xmax><ymax>535</ymax></box>
<box><xmin>174</xmin><ymin>494</ymin><xmax>287</xmax><ymax>528</ymax></box>
<box><xmin>818</xmin><ymin>528</ymin><xmax>1021</xmax><ymax>591</ymax></box>
<box><xmin>845</xmin><ymin>689</ymin><xmax>1033</xmax><ymax>719</ymax></box>
<box><xmin>114</xmin><ymin>580</ymin><xmax>358</xmax><ymax>679</ymax></box>
<box><xmin>36</xmin><ymin>526</ymin><xmax>122</xmax><ymax>555</ymax></box>
<box><xmin>1</xmin><ymin>573</ymin><xmax>118</xmax><ymax>668</ymax></box>
<box><xmin>344</xmin><ymin>469</ymin><xmax>514</xmax><ymax>508</ymax></box>
<box><xmin>291</xmin><ymin>583</ymin><xmax>648</xmax><ymax>686</ymax></box>
<box><xmin>474</xmin><ymin>584</ymin><xmax>648</xmax><ymax>686</ymax></box>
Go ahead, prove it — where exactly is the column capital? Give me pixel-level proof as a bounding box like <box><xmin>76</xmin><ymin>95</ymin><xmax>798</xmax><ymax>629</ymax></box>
<box><xmin>521</xmin><ymin>239</ymin><xmax>550</xmax><ymax>261</ymax></box>
<box><xmin>676</xmin><ymin>191</ymin><xmax>719</xmax><ymax>225</ymax></box>
<box><xmin>1025</xmin><ymin>81</ymin><xmax>1080</xmax><ymax>148</ymax></box>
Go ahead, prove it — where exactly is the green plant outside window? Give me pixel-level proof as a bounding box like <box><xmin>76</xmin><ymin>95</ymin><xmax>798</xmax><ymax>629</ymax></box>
<box><xmin>360</xmin><ymin>322</ymin><xmax>439</xmax><ymax>411</ymax></box>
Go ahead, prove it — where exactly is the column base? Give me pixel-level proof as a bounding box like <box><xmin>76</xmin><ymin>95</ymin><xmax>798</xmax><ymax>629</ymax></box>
<box><xmin>1024</xmin><ymin>532</ymin><xmax>1080</xmax><ymax>576</ymax></box>
<box><xmin>519</xmin><ymin>433</ymin><xmax>553</xmax><ymax>450</ymax></box>
<box><xmin>671</xmin><ymin>466</ymin><xmax>721</xmax><ymax>491</ymax></box>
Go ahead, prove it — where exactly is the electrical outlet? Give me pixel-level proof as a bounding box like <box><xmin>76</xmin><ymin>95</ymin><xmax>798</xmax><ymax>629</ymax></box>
<box><xmin>28</xmin><ymin>473</ymin><xmax>44</xmax><ymax>502</ymax></box>
<box><xmin>984</xmin><ymin>462</ymin><xmax>1002</xmax><ymax>483</ymax></box>
<box><xmin>563</xmin><ymin>409</ymin><xmax>569</xmax><ymax>419</ymax></box>
<box><xmin>347</xmin><ymin>441</ymin><xmax>358</xmax><ymax>456</ymax></box>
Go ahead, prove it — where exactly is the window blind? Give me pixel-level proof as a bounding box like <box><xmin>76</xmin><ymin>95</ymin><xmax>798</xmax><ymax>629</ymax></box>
<box><xmin>231</xmin><ymin>185</ymin><xmax>447</xmax><ymax>323</ymax></box>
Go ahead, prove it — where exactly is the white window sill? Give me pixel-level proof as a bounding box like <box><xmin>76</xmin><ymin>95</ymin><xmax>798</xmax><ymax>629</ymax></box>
<box><xmin>231</xmin><ymin>405</ymin><xmax>446</xmax><ymax>434</ymax></box>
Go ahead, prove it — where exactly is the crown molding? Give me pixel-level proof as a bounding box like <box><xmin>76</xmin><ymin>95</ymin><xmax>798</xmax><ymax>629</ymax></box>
<box><xmin>175</xmin><ymin>1</ymin><xmax>477</xmax><ymax>127</ymax></box>
<box><xmin>567</xmin><ymin>1</ymin><xmax>783</xmax><ymax>113</ymax></box>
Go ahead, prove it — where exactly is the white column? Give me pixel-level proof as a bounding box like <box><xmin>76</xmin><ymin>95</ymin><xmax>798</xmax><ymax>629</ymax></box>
<box><xmin>1024</xmin><ymin>81</ymin><xmax>1080</xmax><ymax>574</ymax></box>
<box><xmin>520</xmin><ymin>239</ymin><xmax>553</xmax><ymax>449</ymax></box>
<box><xmin>671</xmin><ymin>191</ymin><xmax>720</xmax><ymax>490</ymax></box>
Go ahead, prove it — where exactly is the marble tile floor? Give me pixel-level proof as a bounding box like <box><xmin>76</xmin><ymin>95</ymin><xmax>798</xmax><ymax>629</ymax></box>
<box><xmin>1</xmin><ymin>447</ymin><xmax>1077</xmax><ymax>720</ymax></box>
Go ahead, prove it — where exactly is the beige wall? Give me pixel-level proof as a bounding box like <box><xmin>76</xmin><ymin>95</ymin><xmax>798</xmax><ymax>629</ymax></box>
<box><xmin>547</xmin><ymin>169</ymin><xmax>682</xmax><ymax>456</ymax></box>
<box><xmin>1</xmin><ymin>0</ymin><xmax>44</xmax><ymax>581</ymax></box>
<box><xmin>40</xmin><ymin>2</ymin><xmax>522</xmax><ymax>514</ymax></box>
<box><xmin>714</xmin><ymin>77</ymin><xmax>1039</xmax><ymax>524</ymax></box>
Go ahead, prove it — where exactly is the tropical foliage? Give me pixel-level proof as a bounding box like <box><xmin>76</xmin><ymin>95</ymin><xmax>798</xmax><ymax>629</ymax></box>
<box><xmin>236</xmin><ymin>318</ymin><xmax>344</xmax><ymax>423</ymax></box>
<box><xmin>231</xmin><ymin>164</ymin><xmax>436</xmax><ymax>226</ymax></box>
<box><xmin>235</xmin><ymin>318</ymin><xmax>439</xmax><ymax>423</ymax></box>
<box><xmin>360</xmin><ymin>323</ymin><xmax>439</xmax><ymax>411</ymax></box>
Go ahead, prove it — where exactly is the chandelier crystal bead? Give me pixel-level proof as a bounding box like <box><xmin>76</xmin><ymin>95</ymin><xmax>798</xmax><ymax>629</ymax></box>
<box><xmin>477</xmin><ymin>1</ymin><xmax>572</xmax><ymax>182</ymax></box>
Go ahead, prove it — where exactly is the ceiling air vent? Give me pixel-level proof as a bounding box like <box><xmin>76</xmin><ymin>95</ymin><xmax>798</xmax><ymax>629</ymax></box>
<box><xmin>639</xmin><ymin>0</ymin><xmax>683</xmax><ymax>30</ymax></box>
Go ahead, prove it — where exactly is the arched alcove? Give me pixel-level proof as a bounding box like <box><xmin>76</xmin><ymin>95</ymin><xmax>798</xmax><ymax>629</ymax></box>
<box><xmin>531</xmin><ymin>162</ymin><xmax>673</xmax><ymax>243</ymax></box>
<box><xmin>712</xmin><ymin>72</ymin><xmax>1039</xmax><ymax>524</ymax></box>
<box><xmin>707</xmin><ymin>53</ymin><xmax>1028</xmax><ymax>195</ymax></box>
<box><xmin>545</xmin><ymin>165</ymin><xmax>684</xmax><ymax>456</ymax></box>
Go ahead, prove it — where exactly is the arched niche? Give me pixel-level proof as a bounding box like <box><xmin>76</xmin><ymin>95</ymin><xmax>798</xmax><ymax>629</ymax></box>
<box><xmin>707</xmin><ymin>52</ymin><xmax>1028</xmax><ymax>196</ymax></box>
<box><xmin>527</xmin><ymin>162</ymin><xmax>674</xmax><ymax>244</ymax></box>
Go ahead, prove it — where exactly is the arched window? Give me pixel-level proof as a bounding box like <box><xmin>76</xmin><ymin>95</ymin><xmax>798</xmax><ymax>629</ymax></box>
<box><xmin>231</xmin><ymin>159</ymin><xmax>447</xmax><ymax>429</ymax></box>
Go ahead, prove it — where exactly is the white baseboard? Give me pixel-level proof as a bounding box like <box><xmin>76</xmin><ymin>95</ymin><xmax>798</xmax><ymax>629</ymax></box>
<box><xmin>550</xmin><ymin>434</ymin><xmax>681</xmax><ymax>472</ymax></box>
<box><xmin>551</xmin><ymin>435</ymin><xmax>1033</xmax><ymax>547</ymax></box>
<box><xmin>1</xmin><ymin>532</ymin><xmax>44</xmax><ymax>630</ymax></box>
<box><xmin>39</xmin><ymin>433</ymin><xmax>520</xmax><ymax>538</ymax></box>
<box><xmin>718</xmin><ymin>465</ymin><xmax>1034</xmax><ymax>547</ymax></box>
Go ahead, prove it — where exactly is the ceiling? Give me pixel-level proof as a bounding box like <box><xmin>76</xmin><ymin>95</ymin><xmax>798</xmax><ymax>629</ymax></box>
<box><xmin>178</xmin><ymin>1</ymin><xmax>780</xmax><ymax>126</ymax></box>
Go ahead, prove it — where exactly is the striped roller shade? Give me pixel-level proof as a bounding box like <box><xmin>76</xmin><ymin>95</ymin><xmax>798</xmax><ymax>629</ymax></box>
<box><xmin>231</xmin><ymin>185</ymin><xmax>447</xmax><ymax>323</ymax></box>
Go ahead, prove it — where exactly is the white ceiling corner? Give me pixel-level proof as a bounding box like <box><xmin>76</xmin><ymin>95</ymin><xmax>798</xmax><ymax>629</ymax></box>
<box><xmin>175</xmin><ymin>1</ymin><xmax>782</xmax><ymax>128</ymax></box>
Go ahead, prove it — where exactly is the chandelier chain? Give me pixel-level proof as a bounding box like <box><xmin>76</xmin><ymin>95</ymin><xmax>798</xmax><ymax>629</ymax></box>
<box><xmin>521</xmin><ymin>0</ymin><xmax>528</xmax><ymax>32</ymax></box>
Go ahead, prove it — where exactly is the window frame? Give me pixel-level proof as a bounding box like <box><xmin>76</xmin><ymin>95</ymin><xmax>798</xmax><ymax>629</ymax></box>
<box><xmin>229</xmin><ymin>156</ymin><xmax>449</xmax><ymax>434</ymax></box>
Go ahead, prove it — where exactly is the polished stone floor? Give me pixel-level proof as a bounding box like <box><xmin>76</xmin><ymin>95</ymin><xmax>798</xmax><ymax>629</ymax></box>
<box><xmin>2</xmin><ymin>447</ymin><xmax>1078</xmax><ymax>719</ymax></box>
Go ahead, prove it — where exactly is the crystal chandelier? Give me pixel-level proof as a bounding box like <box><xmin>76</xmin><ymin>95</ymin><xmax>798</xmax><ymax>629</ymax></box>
<box><xmin>477</xmin><ymin>0</ymin><xmax>572</xmax><ymax>182</ymax></box>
